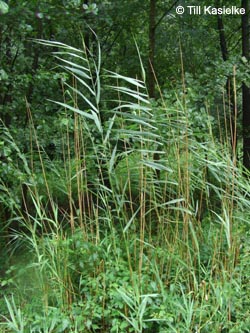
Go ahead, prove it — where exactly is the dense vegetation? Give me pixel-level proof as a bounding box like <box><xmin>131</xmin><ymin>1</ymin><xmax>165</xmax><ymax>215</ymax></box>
<box><xmin>0</xmin><ymin>1</ymin><xmax>250</xmax><ymax>332</ymax></box>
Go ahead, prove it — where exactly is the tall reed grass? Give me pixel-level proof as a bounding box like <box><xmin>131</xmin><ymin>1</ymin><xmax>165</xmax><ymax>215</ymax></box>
<box><xmin>1</xmin><ymin>35</ymin><xmax>250</xmax><ymax>333</ymax></box>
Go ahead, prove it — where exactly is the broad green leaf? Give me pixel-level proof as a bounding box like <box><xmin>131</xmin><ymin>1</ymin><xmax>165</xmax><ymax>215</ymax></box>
<box><xmin>142</xmin><ymin>160</ymin><xmax>173</xmax><ymax>172</ymax></box>
<box><xmin>48</xmin><ymin>100</ymin><xmax>94</xmax><ymax>121</ymax></box>
<box><xmin>106</xmin><ymin>70</ymin><xmax>145</xmax><ymax>88</ymax></box>
<box><xmin>139</xmin><ymin>296</ymin><xmax>148</xmax><ymax>323</ymax></box>
<box><xmin>64</xmin><ymin>83</ymin><xmax>99</xmax><ymax>113</ymax></box>
<box><xmin>63</xmin><ymin>74</ymin><xmax>95</xmax><ymax>96</ymax></box>
<box><xmin>110</xmin><ymin>86</ymin><xmax>150</xmax><ymax>104</ymax></box>
<box><xmin>36</xmin><ymin>12</ymin><xmax>43</xmax><ymax>19</ymax></box>
<box><xmin>108</xmin><ymin>144</ymin><xmax>117</xmax><ymax>173</ymax></box>
<box><xmin>119</xmin><ymin>129</ymin><xmax>160</xmax><ymax>139</ymax></box>
<box><xmin>112</xmin><ymin>104</ymin><xmax>152</xmax><ymax>113</ymax></box>
<box><xmin>54</xmin><ymin>56</ymin><xmax>90</xmax><ymax>72</ymax></box>
<box><xmin>134</xmin><ymin>38</ymin><xmax>146</xmax><ymax>82</ymax></box>
<box><xmin>104</xmin><ymin>114</ymin><xmax>116</xmax><ymax>145</ymax></box>
<box><xmin>63</xmin><ymin>66</ymin><xmax>91</xmax><ymax>80</ymax></box>
<box><xmin>35</xmin><ymin>39</ymin><xmax>83</xmax><ymax>53</ymax></box>
<box><xmin>91</xmin><ymin>110</ymin><xmax>103</xmax><ymax>133</ymax></box>
<box><xmin>0</xmin><ymin>0</ymin><xmax>9</xmax><ymax>14</ymax></box>
<box><xmin>53</xmin><ymin>51</ymin><xmax>88</xmax><ymax>62</ymax></box>
<box><xmin>123</xmin><ymin>206</ymin><xmax>142</xmax><ymax>233</ymax></box>
<box><xmin>125</xmin><ymin>118</ymin><xmax>157</xmax><ymax>130</ymax></box>
<box><xmin>0</xmin><ymin>69</ymin><xmax>8</xmax><ymax>80</ymax></box>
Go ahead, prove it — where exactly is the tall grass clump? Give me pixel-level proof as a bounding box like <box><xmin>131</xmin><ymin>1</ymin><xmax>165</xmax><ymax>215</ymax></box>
<box><xmin>1</xmin><ymin>34</ymin><xmax>250</xmax><ymax>333</ymax></box>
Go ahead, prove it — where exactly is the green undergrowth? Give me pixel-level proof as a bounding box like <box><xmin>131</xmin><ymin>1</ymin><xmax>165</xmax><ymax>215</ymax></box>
<box><xmin>1</xmin><ymin>224</ymin><xmax>250</xmax><ymax>333</ymax></box>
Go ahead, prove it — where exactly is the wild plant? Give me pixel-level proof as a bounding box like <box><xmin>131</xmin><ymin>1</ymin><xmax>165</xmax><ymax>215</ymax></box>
<box><xmin>1</xmin><ymin>34</ymin><xmax>250</xmax><ymax>332</ymax></box>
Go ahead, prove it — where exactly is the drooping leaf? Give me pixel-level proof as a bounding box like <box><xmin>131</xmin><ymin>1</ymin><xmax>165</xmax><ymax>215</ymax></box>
<box><xmin>106</xmin><ymin>70</ymin><xmax>146</xmax><ymax>88</ymax></box>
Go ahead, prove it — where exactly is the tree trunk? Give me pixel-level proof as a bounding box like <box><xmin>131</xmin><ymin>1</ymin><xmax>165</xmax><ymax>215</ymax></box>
<box><xmin>216</xmin><ymin>8</ymin><xmax>237</xmax><ymax>151</ymax></box>
<box><xmin>148</xmin><ymin>0</ymin><xmax>156</xmax><ymax>98</ymax></box>
<box><xmin>242</xmin><ymin>0</ymin><xmax>250</xmax><ymax>171</ymax></box>
<box><xmin>217</xmin><ymin>13</ymin><xmax>228</xmax><ymax>61</ymax></box>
